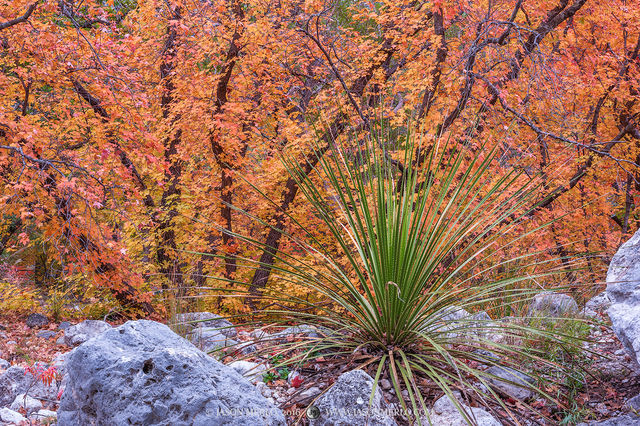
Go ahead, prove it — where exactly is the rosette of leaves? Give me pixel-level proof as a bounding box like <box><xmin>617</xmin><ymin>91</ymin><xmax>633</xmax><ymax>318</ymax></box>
<box><xmin>202</xmin><ymin>121</ymin><xmax>590</xmax><ymax>424</ymax></box>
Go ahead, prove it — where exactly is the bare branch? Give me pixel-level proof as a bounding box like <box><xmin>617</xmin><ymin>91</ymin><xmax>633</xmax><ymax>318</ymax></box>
<box><xmin>0</xmin><ymin>2</ymin><xmax>37</xmax><ymax>31</ymax></box>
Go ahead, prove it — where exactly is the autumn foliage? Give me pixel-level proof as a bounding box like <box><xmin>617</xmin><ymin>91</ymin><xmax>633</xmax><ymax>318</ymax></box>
<box><xmin>0</xmin><ymin>0</ymin><xmax>638</xmax><ymax>315</ymax></box>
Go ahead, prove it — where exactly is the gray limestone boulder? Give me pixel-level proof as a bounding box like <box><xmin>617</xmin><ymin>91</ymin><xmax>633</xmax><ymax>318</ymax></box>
<box><xmin>607</xmin><ymin>229</ymin><xmax>640</xmax><ymax>367</ymax></box>
<box><xmin>527</xmin><ymin>292</ymin><xmax>579</xmax><ymax>318</ymax></box>
<box><xmin>63</xmin><ymin>320</ymin><xmax>112</xmax><ymax>347</ymax></box>
<box><xmin>309</xmin><ymin>369</ymin><xmax>396</xmax><ymax>426</ymax></box>
<box><xmin>57</xmin><ymin>320</ymin><xmax>284</xmax><ymax>426</ymax></box>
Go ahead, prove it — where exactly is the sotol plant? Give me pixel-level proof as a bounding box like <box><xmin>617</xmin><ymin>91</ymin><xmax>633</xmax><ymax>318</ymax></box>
<box><xmin>206</xmin><ymin>121</ymin><xmax>589</xmax><ymax>424</ymax></box>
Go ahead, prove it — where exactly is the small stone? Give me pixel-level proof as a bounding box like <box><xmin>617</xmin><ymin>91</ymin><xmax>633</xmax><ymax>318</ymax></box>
<box><xmin>58</xmin><ymin>321</ymin><xmax>72</xmax><ymax>330</ymax></box>
<box><xmin>594</xmin><ymin>402</ymin><xmax>609</xmax><ymax>416</ymax></box>
<box><xmin>486</xmin><ymin>366</ymin><xmax>535</xmax><ymax>401</ymax></box>
<box><xmin>187</xmin><ymin>327</ymin><xmax>236</xmax><ymax>353</ymax></box>
<box><xmin>26</xmin><ymin>313</ymin><xmax>49</xmax><ymax>328</ymax></box>
<box><xmin>299</xmin><ymin>386</ymin><xmax>321</xmax><ymax>399</ymax></box>
<box><xmin>56</xmin><ymin>336</ymin><xmax>66</xmax><ymax>345</ymax></box>
<box><xmin>37</xmin><ymin>330</ymin><xmax>57</xmax><ymax>339</ymax></box>
<box><xmin>275</xmin><ymin>325</ymin><xmax>320</xmax><ymax>340</ymax></box>
<box><xmin>0</xmin><ymin>359</ymin><xmax>9</xmax><ymax>369</ymax></box>
<box><xmin>615</xmin><ymin>349</ymin><xmax>626</xmax><ymax>356</ymax></box>
<box><xmin>380</xmin><ymin>378</ymin><xmax>392</xmax><ymax>390</ymax></box>
<box><xmin>10</xmin><ymin>393</ymin><xmax>43</xmax><ymax>413</ymax></box>
<box><xmin>31</xmin><ymin>408</ymin><xmax>57</xmax><ymax>420</ymax></box>
<box><xmin>250</xmin><ymin>329</ymin><xmax>270</xmax><ymax>341</ymax></box>
<box><xmin>0</xmin><ymin>407</ymin><xmax>27</xmax><ymax>423</ymax></box>
<box><xmin>6</xmin><ymin>340</ymin><xmax>16</xmax><ymax>345</ymax></box>
<box><xmin>174</xmin><ymin>312</ymin><xmax>237</xmax><ymax>338</ymax></box>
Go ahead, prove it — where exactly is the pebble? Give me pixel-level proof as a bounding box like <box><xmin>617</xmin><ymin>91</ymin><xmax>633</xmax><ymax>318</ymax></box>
<box><xmin>31</xmin><ymin>409</ymin><xmax>57</xmax><ymax>420</ymax></box>
<box><xmin>58</xmin><ymin>321</ymin><xmax>72</xmax><ymax>330</ymax></box>
<box><xmin>37</xmin><ymin>330</ymin><xmax>57</xmax><ymax>339</ymax></box>
<box><xmin>380</xmin><ymin>378</ymin><xmax>392</xmax><ymax>390</ymax></box>
<box><xmin>299</xmin><ymin>386</ymin><xmax>321</xmax><ymax>399</ymax></box>
<box><xmin>594</xmin><ymin>402</ymin><xmax>609</xmax><ymax>416</ymax></box>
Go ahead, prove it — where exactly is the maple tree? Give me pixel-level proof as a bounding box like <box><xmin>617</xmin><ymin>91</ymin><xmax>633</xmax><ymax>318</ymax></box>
<box><xmin>0</xmin><ymin>0</ymin><xmax>638</xmax><ymax>314</ymax></box>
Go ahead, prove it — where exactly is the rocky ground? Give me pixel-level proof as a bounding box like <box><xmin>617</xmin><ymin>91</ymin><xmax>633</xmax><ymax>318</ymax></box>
<box><xmin>0</xmin><ymin>307</ymin><xmax>639</xmax><ymax>425</ymax></box>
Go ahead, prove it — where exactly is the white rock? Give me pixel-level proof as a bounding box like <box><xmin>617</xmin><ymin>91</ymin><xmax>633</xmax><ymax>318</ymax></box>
<box><xmin>309</xmin><ymin>369</ymin><xmax>396</xmax><ymax>425</ymax></box>
<box><xmin>0</xmin><ymin>407</ymin><xmax>27</xmax><ymax>423</ymax></box>
<box><xmin>424</xmin><ymin>394</ymin><xmax>501</xmax><ymax>426</ymax></box>
<box><xmin>607</xmin><ymin>229</ymin><xmax>640</xmax><ymax>367</ymax></box>
<box><xmin>64</xmin><ymin>320</ymin><xmax>112</xmax><ymax>347</ymax></box>
<box><xmin>250</xmin><ymin>329</ymin><xmax>270</xmax><ymax>341</ymax></box>
<box><xmin>174</xmin><ymin>312</ymin><xmax>237</xmax><ymax>338</ymax></box>
<box><xmin>584</xmin><ymin>291</ymin><xmax>612</xmax><ymax>318</ymax></box>
<box><xmin>299</xmin><ymin>386</ymin><xmax>321</xmax><ymax>399</ymax></box>
<box><xmin>527</xmin><ymin>292</ymin><xmax>579</xmax><ymax>317</ymax></box>
<box><xmin>228</xmin><ymin>360</ymin><xmax>267</xmax><ymax>383</ymax></box>
<box><xmin>31</xmin><ymin>408</ymin><xmax>57</xmax><ymax>420</ymax></box>
<box><xmin>486</xmin><ymin>366</ymin><xmax>535</xmax><ymax>401</ymax></box>
<box><xmin>10</xmin><ymin>393</ymin><xmax>43</xmax><ymax>413</ymax></box>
